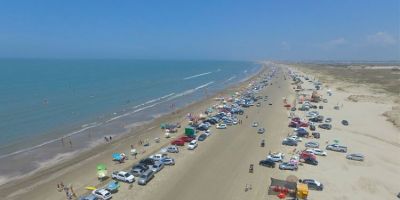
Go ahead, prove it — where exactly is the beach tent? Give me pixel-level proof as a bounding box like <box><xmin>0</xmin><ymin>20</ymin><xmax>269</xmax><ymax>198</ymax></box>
<box><xmin>96</xmin><ymin>164</ymin><xmax>107</xmax><ymax>180</ymax></box>
<box><xmin>185</xmin><ymin>127</ymin><xmax>196</xmax><ymax>136</ymax></box>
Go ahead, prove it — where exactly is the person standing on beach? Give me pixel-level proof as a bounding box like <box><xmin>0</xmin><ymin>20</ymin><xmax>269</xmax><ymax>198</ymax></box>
<box><xmin>104</xmin><ymin>136</ymin><xmax>109</xmax><ymax>142</ymax></box>
<box><xmin>109</xmin><ymin>136</ymin><xmax>112</xmax><ymax>142</ymax></box>
<box><xmin>68</xmin><ymin>138</ymin><xmax>72</xmax><ymax>148</ymax></box>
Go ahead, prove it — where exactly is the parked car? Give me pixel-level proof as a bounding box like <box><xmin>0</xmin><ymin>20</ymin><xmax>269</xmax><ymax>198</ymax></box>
<box><xmin>131</xmin><ymin>164</ymin><xmax>148</xmax><ymax>177</ymax></box>
<box><xmin>306</xmin><ymin>148</ymin><xmax>327</xmax><ymax>156</ymax></box>
<box><xmin>171</xmin><ymin>139</ymin><xmax>185</xmax><ymax>146</ymax></box>
<box><xmin>187</xmin><ymin>140</ymin><xmax>198</xmax><ymax>150</ymax></box>
<box><xmin>319</xmin><ymin>123</ymin><xmax>332</xmax><ymax>130</ymax></box>
<box><xmin>302</xmin><ymin>179</ymin><xmax>324</xmax><ymax>191</ymax></box>
<box><xmin>310</xmin><ymin>124</ymin><xmax>316</xmax><ymax>131</ymax></box>
<box><xmin>346</xmin><ymin>153</ymin><xmax>364</xmax><ymax>161</ymax></box>
<box><xmin>137</xmin><ymin>169</ymin><xmax>155</xmax><ymax>185</ymax></box>
<box><xmin>257</xmin><ymin>128</ymin><xmax>265</xmax><ymax>134</ymax></box>
<box><xmin>304</xmin><ymin>158</ymin><xmax>318</xmax><ymax>165</ymax></box>
<box><xmin>164</xmin><ymin>145</ymin><xmax>179</xmax><ymax>153</ymax></box>
<box><xmin>204</xmin><ymin>130</ymin><xmax>212</xmax><ymax>136</ymax></box>
<box><xmin>139</xmin><ymin>158</ymin><xmax>155</xmax><ymax>166</ymax></box>
<box><xmin>92</xmin><ymin>189</ymin><xmax>112</xmax><ymax>200</ymax></box>
<box><xmin>282</xmin><ymin>138</ymin><xmax>298</xmax><ymax>146</ymax></box>
<box><xmin>325</xmin><ymin>117</ymin><xmax>332</xmax><ymax>123</ymax></box>
<box><xmin>149</xmin><ymin>153</ymin><xmax>168</xmax><ymax>161</ymax></box>
<box><xmin>279</xmin><ymin>162</ymin><xmax>298</xmax><ymax>171</ymax></box>
<box><xmin>160</xmin><ymin>157</ymin><xmax>175</xmax><ymax>165</ymax></box>
<box><xmin>288</xmin><ymin>135</ymin><xmax>302</xmax><ymax>142</ymax></box>
<box><xmin>151</xmin><ymin>161</ymin><xmax>165</xmax><ymax>173</ymax></box>
<box><xmin>295</xmin><ymin>128</ymin><xmax>309</xmax><ymax>137</ymax></box>
<box><xmin>111</xmin><ymin>171</ymin><xmax>135</xmax><ymax>183</ymax></box>
<box><xmin>259</xmin><ymin>159</ymin><xmax>276</xmax><ymax>168</ymax></box>
<box><xmin>326</xmin><ymin>144</ymin><xmax>347</xmax><ymax>153</ymax></box>
<box><xmin>305</xmin><ymin>141</ymin><xmax>319</xmax><ymax>148</ymax></box>
<box><xmin>216</xmin><ymin>123</ymin><xmax>227</xmax><ymax>129</ymax></box>
<box><xmin>312</xmin><ymin>132</ymin><xmax>320</xmax><ymax>139</ymax></box>
<box><xmin>198</xmin><ymin>133</ymin><xmax>207</xmax><ymax>141</ymax></box>
<box><xmin>342</xmin><ymin>120</ymin><xmax>349</xmax><ymax>126</ymax></box>
<box><xmin>267</xmin><ymin>153</ymin><xmax>285</xmax><ymax>162</ymax></box>
<box><xmin>252</xmin><ymin>122</ymin><xmax>259</xmax><ymax>127</ymax></box>
<box><xmin>79</xmin><ymin>194</ymin><xmax>98</xmax><ymax>200</ymax></box>
<box><xmin>179</xmin><ymin>136</ymin><xmax>195</xmax><ymax>142</ymax></box>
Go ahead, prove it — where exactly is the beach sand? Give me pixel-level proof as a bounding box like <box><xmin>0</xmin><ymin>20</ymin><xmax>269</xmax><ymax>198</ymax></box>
<box><xmin>288</xmin><ymin>64</ymin><xmax>400</xmax><ymax>199</ymax></box>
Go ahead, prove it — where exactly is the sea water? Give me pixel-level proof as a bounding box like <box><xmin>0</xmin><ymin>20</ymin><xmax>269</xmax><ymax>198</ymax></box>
<box><xmin>0</xmin><ymin>59</ymin><xmax>260</xmax><ymax>183</ymax></box>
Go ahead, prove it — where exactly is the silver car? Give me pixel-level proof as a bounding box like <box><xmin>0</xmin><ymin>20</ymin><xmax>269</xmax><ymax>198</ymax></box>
<box><xmin>346</xmin><ymin>153</ymin><xmax>364</xmax><ymax>161</ymax></box>
<box><xmin>279</xmin><ymin>162</ymin><xmax>298</xmax><ymax>171</ymax></box>
<box><xmin>138</xmin><ymin>169</ymin><xmax>155</xmax><ymax>185</ymax></box>
<box><xmin>151</xmin><ymin>161</ymin><xmax>165</xmax><ymax>173</ymax></box>
<box><xmin>305</xmin><ymin>141</ymin><xmax>319</xmax><ymax>148</ymax></box>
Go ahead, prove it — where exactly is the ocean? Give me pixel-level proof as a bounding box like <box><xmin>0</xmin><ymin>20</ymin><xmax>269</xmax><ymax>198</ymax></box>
<box><xmin>0</xmin><ymin>59</ymin><xmax>260</xmax><ymax>183</ymax></box>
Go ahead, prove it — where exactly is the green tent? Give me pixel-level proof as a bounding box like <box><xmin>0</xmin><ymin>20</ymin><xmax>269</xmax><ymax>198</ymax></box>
<box><xmin>185</xmin><ymin>127</ymin><xmax>195</xmax><ymax>136</ymax></box>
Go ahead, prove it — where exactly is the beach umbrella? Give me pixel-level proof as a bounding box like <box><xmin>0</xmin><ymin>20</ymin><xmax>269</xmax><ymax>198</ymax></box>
<box><xmin>96</xmin><ymin>164</ymin><xmax>107</xmax><ymax>171</ymax></box>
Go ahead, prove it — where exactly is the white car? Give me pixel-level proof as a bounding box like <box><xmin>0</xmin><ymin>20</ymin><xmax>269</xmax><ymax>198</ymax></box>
<box><xmin>187</xmin><ymin>140</ymin><xmax>198</xmax><ymax>150</ymax></box>
<box><xmin>288</xmin><ymin>135</ymin><xmax>302</xmax><ymax>142</ymax></box>
<box><xmin>216</xmin><ymin>123</ymin><xmax>227</xmax><ymax>129</ymax></box>
<box><xmin>267</xmin><ymin>152</ymin><xmax>285</xmax><ymax>162</ymax></box>
<box><xmin>149</xmin><ymin>153</ymin><xmax>168</xmax><ymax>161</ymax></box>
<box><xmin>92</xmin><ymin>189</ymin><xmax>112</xmax><ymax>200</ymax></box>
<box><xmin>111</xmin><ymin>171</ymin><xmax>135</xmax><ymax>183</ymax></box>
<box><xmin>252</xmin><ymin>122</ymin><xmax>259</xmax><ymax>127</ymax></box>
<box><xmin>306</xmin><ymin>148</ymin><xmax>327</xmax><ymax>156</ymax></box>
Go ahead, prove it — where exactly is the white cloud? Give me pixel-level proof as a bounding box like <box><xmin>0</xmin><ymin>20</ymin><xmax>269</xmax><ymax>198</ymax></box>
<box><xmin>320</xmin><ymin>38</ymin><xmax>347</xmax><ymax>49</ymax></box>
<box><xmin>366</xmin><ymin>32</ymin><xmax>397</xmax><ymax>46</ymax></box>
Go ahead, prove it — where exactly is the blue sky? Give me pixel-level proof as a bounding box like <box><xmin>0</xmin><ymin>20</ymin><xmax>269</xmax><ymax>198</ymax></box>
<box><xmin>0</xmin><ymin>0</ymin><xmax>399</xmax><ymax>61</ymax></box>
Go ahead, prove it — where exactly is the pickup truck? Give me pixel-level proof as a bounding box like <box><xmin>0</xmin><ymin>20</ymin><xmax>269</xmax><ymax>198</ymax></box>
<box><xmin>149</xmin><ymin>153</ymin><xmax>168</xmax><ymax>161</ymax></box>
<box><xmin>326</xmin><ymin>144</ymin><xmax>347</xmax><ymax>153</ymax></box>
<box><xmin>111</xmin><ymin>171</ymin><xmax>135</xmax><ymax>183</ymax></box>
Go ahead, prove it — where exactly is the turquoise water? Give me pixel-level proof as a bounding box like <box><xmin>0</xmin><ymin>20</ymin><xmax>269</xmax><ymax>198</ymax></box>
<box><xmin>0</xmin><ymin>59</ymin><xmax>260</xmax><ymax>180</ymax></box>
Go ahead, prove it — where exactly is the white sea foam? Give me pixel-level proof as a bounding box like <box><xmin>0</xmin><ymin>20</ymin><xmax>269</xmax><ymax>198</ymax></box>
<box><xmin>0</xmin><ymin>122</ymin><xmax>102</xmax><ymax>159</ymax></box>
<box><xmin>169</xmin><ymin>81</ymin><xmax>214</xmax><ymax>99</ymax></box>
<box><xmin>225</xmin><ymin>75</ymin><xmax>236</xmax><ymax>82</ymax></box>
<box><xmin>183</xmin><ymin>72</ymin><xmax>212</xmax><ymax>80</ymax></box>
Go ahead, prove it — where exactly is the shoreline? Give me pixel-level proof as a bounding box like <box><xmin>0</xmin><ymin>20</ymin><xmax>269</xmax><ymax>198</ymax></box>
<box><xmin>0</xmin><ymin>64</ymin><xmax>268</xmax><ymax>199</ymax></box>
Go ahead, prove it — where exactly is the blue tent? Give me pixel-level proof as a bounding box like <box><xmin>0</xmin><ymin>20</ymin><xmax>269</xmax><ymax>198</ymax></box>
<box><xmin>112</xmin><ymin>153</ymin><xmax>123</xmax><ymax>161</ymax></box>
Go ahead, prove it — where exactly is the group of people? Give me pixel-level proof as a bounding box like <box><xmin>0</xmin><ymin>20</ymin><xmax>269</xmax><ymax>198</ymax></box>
<box><xmin>56</xmin><ymin>182</ymin><xmax>76</xmax><ymax>200</ymax></box>
<box><xmin>104</xmin><ymin>136</ymin><xmax>113</xmax><ymax>142</ymax></box>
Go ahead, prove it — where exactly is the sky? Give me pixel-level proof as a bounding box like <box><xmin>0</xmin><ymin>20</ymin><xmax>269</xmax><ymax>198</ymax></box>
<box><xmin>0</xmin><ymin>0</ymin><xmax>399</xmax><ymax>61</ymax></box>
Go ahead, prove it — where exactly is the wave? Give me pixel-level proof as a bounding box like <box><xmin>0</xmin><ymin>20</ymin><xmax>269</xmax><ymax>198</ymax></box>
<box><xmin>169</xmin><ymin>81</ymin><xmax>214</xmax><ymax>99</ymax></box>
<box><xmin>0</xmin><ymin>122</ymin><xmax>102</xmax><ymax>159</ymax></box>
<box><xmin>224</xmin><ymin>76</ymin><xmax>236</xmax><ymax>82</ymax></box>
<box><xmin>0</xmin><ymin>82</ymin><xmax>213</xmax><ymax>159</ymax></box>
<box><xmin>183</xmin><ymin>72</ymin><xmax>212</xmax><ymax>80</ymax></box>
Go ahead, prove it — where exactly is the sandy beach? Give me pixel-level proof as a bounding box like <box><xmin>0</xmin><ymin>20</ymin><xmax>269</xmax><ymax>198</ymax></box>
<box><xmin>2</xmin><ymin>62</ymin><xmax>399</xmax><ymax>200</ymax></box>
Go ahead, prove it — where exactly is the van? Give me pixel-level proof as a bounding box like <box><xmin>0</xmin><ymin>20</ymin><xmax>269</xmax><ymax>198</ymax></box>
<box><xmin>138</xmin><ymin>169</ymin><xmax>155</xmax><ymax>185</ymax></box>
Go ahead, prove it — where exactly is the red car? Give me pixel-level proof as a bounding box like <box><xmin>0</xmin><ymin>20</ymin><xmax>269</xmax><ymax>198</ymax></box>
<box><xmin>300</xmin><ymin>151</ymin><xmax>317</xmax><ymax>160</ymax></box>
<box><xmin>171</xmin><ymin>139</ymin><xmax>185</xmax><ymax>146</ymax></box>
<box><xmin>179</xmin><ymin>136</ymin><xmax>195</xmax><ymax>142</ymax></box>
